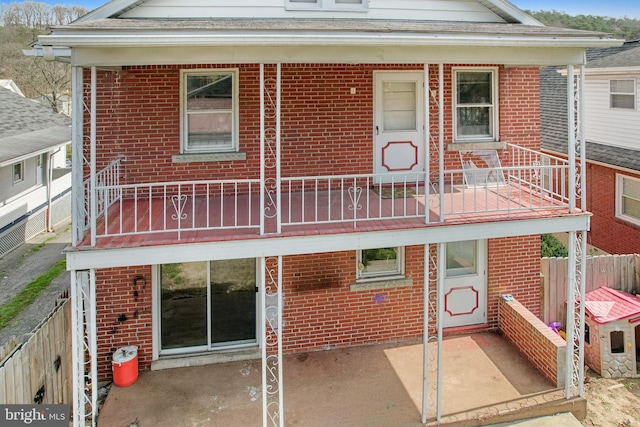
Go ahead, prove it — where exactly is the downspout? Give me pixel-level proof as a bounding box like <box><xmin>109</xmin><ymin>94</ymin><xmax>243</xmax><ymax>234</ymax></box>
<box><xmin>46</xmin><ymin>151</ymin><xmax>53</xmax><ymax>231</ymax></box>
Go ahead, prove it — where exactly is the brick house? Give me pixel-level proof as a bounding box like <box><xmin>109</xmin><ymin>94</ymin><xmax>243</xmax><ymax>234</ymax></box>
<box><xmin>541</xmin><ymin>40</ymin><xmax>640</xmax><ymax>255</ymax></box>
<box><xmin>30</xmin><ymin>0</ymin><xmax>620</xmax><ymax>425</ymax></box>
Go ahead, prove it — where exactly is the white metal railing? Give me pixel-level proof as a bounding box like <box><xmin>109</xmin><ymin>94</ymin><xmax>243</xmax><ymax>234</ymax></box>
<box><xmin>85</xmin><ymin>148</ymin><xmax>572</xmax><ymax>242</ymax></box>
<box><xmin>82</xmin><ymin>159</ymin><xmax>121</xmax><ymax>231</ymax></box>
<box><xmin>95</xmin><ymin>179</ymin><xmax>261</xmax><ymax>239</ymax></box>
<box><xmin>281</xmin><ymin>172</ymin><xmax>426</xmax><ymax>227</ymax></box>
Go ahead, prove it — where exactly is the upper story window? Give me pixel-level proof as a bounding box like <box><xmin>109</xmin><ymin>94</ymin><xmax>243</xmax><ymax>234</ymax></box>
<box><xmin>610</xmin><ymin>79</ymin><xmax>636</xmax><ymax>110</ymax></box>
<box><xmin>616</xmin><ymin>174</ymin><xmax>640</xmax><ymax>226</ymax></box>
<box><xmin>286</xmin><ymin>0</ymin><xmax>368</xmax><ymax>11</ymax></box>
<box><xmin>13</xmin><ymin>161</ymin><xmax>24</xmax><ymax>184</ymax></box>
<box><xmin>453</xmin><ymin>69</ymin><xmax>498</xmax><ymax>142</ymax></box>
<box><xmin>357</xmin><ymin>247</ymin><xmax>403</xmax><ymax>280</ymax></box>
<box><xmin>181</xmin><ymin>70</ymin><xmax>238</xmax><ymax>154</ymax></box>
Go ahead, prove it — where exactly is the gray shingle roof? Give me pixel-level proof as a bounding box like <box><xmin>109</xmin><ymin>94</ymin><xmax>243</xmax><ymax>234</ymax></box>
<box><xmin>540</xmin><ymin>41</ymin><xmax>640</xmax><ymax>173</ymax></box>
<box><xmin>0</xmin><ymin>87</ymin><xmax>71</xmax><ymax>166</ymax></box>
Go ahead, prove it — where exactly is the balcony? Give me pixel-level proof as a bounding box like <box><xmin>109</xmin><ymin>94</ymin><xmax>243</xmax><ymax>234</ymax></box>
<box><xmin>79</xmin><ymin>144</ymin><xmax>575</xmax><ymax>249</ymax></box>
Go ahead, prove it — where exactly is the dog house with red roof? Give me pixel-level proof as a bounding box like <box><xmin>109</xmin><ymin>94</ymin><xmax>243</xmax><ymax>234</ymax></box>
<box><xmin>584</xmin><ymin>287</ymin><xmax>640</xmax><ymax>378</ymax></box>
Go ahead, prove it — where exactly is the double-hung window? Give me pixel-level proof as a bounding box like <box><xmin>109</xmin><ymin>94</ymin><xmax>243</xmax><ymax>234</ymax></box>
<box><xmin>13</xmin><ymin>161</ymin><xmax>24</xmax><ymax>184</ymax></box>
<box><xmin>357</xmin><ymin>247</ymin><xmax>403</xmax><ymax>280</ymax></box>
<box><xmin>286</xmin><ymin>0</ymin><xmax>368</xmax><ymax>10</ymax></box>
<box><xmin>453</xmin><ymin>69</ymin><xmax>498</xmax><ymax>142</ymax></box>
<box><xmin>610</xmin><ymin>79</ymin><xmax>635</xmax><ymax>110</ymax></box>
<box><xmin>616</xmin><ymin>174</ymin><xmax>640</xmax><ymax>226</ymax></box>
<box><xmin>181</xmin><ymin>70</ymin><xmax>238</xmax><ymax>153</ymax></box>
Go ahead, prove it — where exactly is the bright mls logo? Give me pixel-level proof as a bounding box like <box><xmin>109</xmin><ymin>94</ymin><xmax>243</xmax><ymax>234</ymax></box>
<box><xmin>0</xmin><ymin>405</ymin><xmax>69</xmax><ymax>426</ymax></box>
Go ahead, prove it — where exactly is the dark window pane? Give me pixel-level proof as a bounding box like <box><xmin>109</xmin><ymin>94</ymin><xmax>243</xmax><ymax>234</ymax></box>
<box><xmin>457</xmin><ymin>72</ymin><xmax>492</xmax><ymax>104</ymax></box>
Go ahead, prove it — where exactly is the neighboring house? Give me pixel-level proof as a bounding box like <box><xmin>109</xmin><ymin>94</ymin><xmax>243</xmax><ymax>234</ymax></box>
<box><xmin>31</xmin><ymin>1</ymin><xmax>620</xmax><ymax>425</ymax></box>
<box><xmin>541</xmin><ymin>40</ymin><xmax>640</xmax><ymax>255</ymax></box>
<box><xmin>0</xmin><ymin>87</ymin><xmax>71</xmax><ymax>257</ymax></box>
<box><xmin>0</xmin><ymin>79</ymin><xmax>25</xmax><ymax>97</ymax></box>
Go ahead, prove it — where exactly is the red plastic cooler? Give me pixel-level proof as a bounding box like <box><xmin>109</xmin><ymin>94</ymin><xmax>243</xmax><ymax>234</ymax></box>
<box><xmin>112</xmin><ymin>345</ymin><xmax>138</xmax><ymax>387</ymax></box>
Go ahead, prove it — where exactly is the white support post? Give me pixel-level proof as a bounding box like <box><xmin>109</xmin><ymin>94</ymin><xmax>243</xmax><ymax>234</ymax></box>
<box><xmin>276</xmin><ymin>64</ymin><xmax>282</xmax><ymax>234</ymax></box>
<box><xmin>579</xmin><ymin>65</ymin><xmax>587</xmax><ymax>212</ymax></box>
<box><xmin>71</xmin><ymin>269</ymin><xmax>97</xmax><ymax>427</ymax></box>
<box><xmin>564</xmin><ymin>231</ymin><xmax>577</xmax><ymax>398</ymax></box>
<box><xmin>436</xmin><ymin>242</ymin><xmax>445</xmax><ymax>420</ymax></box>
<box><xmin>70</xmin><ymin>270</ymin><xmax>84</xmax><ymax>427</ymax></box>
<box><xmin>261</xmin><ymin>256</ymin><xmax>284</xmax><ymax>427</ymax></box>
<box><xmin>260</xmin><ymin>64</ymin><xmax>265</xmax><ymax>236</ymax></box>
<box><xmin>71</xmin><ymin>67</ymin><xmax>84</xmax><ymax>246</ymax></box>
<box><xmin>421</xmin><ymin>244</ymin><xmax>429</xmax><ymax>423</ymax></box>
<box><xmin>578</xmin><ymin>230</ymin><xmax>587</xmax><ymax>396</ymax></box>
<box><xmin>90</xmin><ymin>67</ymin><xmax>97</xmax><ymax>246</ymax></box>
<box><xmin>438</xmin><ymin>65</ymin><xmax>445</xmax><ymax>222</ymax></box>
<box><xmin>566</xmin><ymin>65</ymin><xmax>576</xmax><ymax>213</ymax></box>
<box><xmin>424</xmin><ymin>64</ymin><xmax>430</xmax><ymax>225</ymax></box>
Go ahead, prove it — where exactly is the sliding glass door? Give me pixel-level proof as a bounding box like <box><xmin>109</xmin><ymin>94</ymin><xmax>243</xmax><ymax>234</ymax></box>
<box><xmin>160</xmin><ymin>258</ymin><xmax>257</xmax><ymax>354</ymax></box>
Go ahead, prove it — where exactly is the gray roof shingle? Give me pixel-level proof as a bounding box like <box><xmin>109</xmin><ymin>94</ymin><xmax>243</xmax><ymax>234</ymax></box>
<box><xmin>0</xmin><ymin>87</ymin><xmax>71</xmax><ymax>165</ymax></box>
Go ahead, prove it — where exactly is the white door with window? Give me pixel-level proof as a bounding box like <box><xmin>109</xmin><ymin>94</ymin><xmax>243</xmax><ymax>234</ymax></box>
<box><xmin>374</xmin><ymin>72</ymin><xmax>424</xmax><ymax>183</ymax></box>
<box><xmin>442</xmin><ymin>240</ymin><xmax>487</xmax><ymax>328</ymax></box>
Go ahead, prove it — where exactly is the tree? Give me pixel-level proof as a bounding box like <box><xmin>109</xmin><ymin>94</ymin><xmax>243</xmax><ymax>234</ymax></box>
<box><xmin>0</xmin><ymin>2</ymin><xmax>86</xmax><ymax>113</ymax></box>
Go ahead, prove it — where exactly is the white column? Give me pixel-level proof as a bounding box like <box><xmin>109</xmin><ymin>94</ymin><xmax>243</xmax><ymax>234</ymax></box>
<box><xmin>260</xmin><ymin>64</ymin><xmax>266</xmax><ymax>236</ymax></box>
<box><xmin>71</xmin><ymin>269</ymin><xmax>97</xmax><ymax>427</ymax></box>
<box><xmin>261</xmin><ymin>256</ymin><xmax>284</xmax><ymax>427</ymax></box>
<box><xmin>71</xmin><ymin>67</ymin><xmax>84</xmax><ymax>246</ymax></box>
<box><xmin>421</xmin><ymin>244</ymin><xmax>429</xmax><ymax>423</ymax></box>
<box><xmin>424</xmin><ymin>64</ymin><xmax>430</xmax><ymax>225</ymax></box>
<box><xmin>566</xmin><ymin>65</ymin><xmax>576</xmax><ymax>213</ymax></box>
<box><xmin>276</xmin><ymin>64</ymin><xmax>282</xmax><ymax>234</ymax></box>
<box><xmin>436</xmin><ymin>242</ymin><xmax>445</xmax><ymax>420</ymax></box>
<box><xmin>438</xmin><ymin>65</ymin><xmax>445</xmax><ymax>222</ymax></box>
<box><xmin>90</xmin><ymin>67</ymin><xmax>97</xmax><ymax>246</ymax></box>
<box><xmin>564</xmin><ymin>231</ymin><xmax>577</xmax><ymax>398</ymax></box>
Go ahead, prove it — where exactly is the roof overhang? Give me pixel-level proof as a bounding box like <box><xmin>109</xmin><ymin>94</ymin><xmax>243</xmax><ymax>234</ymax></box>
<box><xmin>37</xmin><ymin>19</ymin><xmax>623</xmax><ymax>67</ymax></box>
<box><xmin>0</xmin><ymin>127</ymin><xmax>71</xmax><ymax>167</ymax></box>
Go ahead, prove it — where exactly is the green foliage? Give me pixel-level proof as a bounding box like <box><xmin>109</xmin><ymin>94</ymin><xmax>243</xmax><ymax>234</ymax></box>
<box><xmin>541</xmin><ymin>234</ymin><xmax>568</xmax><ymax>258</ymax></box>
<box><xmin>527</xmin><ymin>10</ymin><xmax>640</xmax><ymax>41</ymax></box>
<box><xmin>0</xmin><ymin>258</ymin><xmax>66</xmax><ymax>330</ymax></box>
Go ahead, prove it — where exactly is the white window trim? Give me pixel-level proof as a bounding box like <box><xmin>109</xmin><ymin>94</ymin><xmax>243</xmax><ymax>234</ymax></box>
<box><xmin>452</xmin><ymin>67</ymin><xmax>499</xmax><ymax>143</ymax></box>
<box><xmin>615</xmin><ymin>173</ymin><xmax>640</xmax><ymax>226</ymax></box>
<box><xmin>286</xmin><ymin>0</ymin><xmax>368</xmax><ymax>11</ymax></box>
<box><xmin>13</xmin><ymin>161</ymin><xmax>24</xmax><ymax>185</ymax></box>
<box><xmin>609</xmin><ymin>78</ymin><xmax>636</xmax><ymax>110</ymax></box>
<box><xmin>356</xmin><ymin>247</ymin><xmax>404</xmax><ymax>281</ymax></box>
<box><xmin>180</xmin><ymin>69</ymin><xmax>239</xmax><ymax>154</ymax></box>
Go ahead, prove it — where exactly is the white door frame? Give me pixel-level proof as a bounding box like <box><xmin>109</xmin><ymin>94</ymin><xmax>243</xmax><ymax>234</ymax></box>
<box><xmin>442</xmin><ymin>239</ymin><xmax>487</xmax><ymax>328</ymax></box>
<box><xmin>373</xmin><ymin>71</ymin><xmax>425</xmax><ymax>182</ymax></box>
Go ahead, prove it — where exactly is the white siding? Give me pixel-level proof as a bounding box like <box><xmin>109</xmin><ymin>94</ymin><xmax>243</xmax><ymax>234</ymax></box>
<box><xmin>120</xmin><ymin>0</ymin><xmax>506</xmax><ymax>22</ymax></box>
<box><xmin>584</xmin><ymin>74</ymin><xmax>640</xmax><ymax>151</ymax></box>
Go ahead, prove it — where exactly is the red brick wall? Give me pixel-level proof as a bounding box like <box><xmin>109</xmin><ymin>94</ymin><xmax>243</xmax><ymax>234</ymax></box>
<box><xmin>586</xmin><ymin>163</ymin><xmax>640</xmax><ymax>254</ymax></box>
<box><xmin>281</xmin><ymin>246</ymin><xmax>426</xmax><ymax>353</ymax></box>
<box><xmin>499</xmin><ymin>298</ymin><xmax>565</xmax><ymax>386</ymax></box>
<box><xmin>94</xmin><ymin>237</ymin><xmax>542</xmax><ymax>379</ymax></box>
<box><xmin>487</xmin><ymin>235</ymin><xmax>542</xmax><ymax>324</ymax></box>
<box><xmin>95</xmin><ymin>266</ymin><xmax>153</xmax><ymax>380</ymax></box>
<box><xmin>85</xmin><ymin>64</ymin><xmax>540</xmax><ymax>182</ymax></box>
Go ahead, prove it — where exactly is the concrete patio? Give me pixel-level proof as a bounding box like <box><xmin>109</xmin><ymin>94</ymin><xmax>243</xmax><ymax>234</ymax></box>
<box><xmin>98</xmin><ymin>332</ymin><xmax>585</xmax><ymax>426</ymax></box>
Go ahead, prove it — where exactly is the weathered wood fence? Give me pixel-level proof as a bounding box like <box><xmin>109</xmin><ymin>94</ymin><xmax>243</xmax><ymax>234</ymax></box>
<box><xmin>541</xmin><ymin>254</ymin><xmax>640</xmax><ymax>325</ymax></box>
<box><xmin>0</xmin><ymin>298</ymin><xmax>71</xmax><ymax>405</ymax></box>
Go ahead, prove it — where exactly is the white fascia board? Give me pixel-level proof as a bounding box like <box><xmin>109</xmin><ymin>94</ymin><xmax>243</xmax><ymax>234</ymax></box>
<box><xmin>70</xmin><ymin>45</ymin><xmax>589</xmax><ymax>67</ymax></box>
<box><xmin>0</xmin><ymin>141</ymin><xmax>70</xmax><ymax>167</ymax></box>
<box><xmin>38</xmin><ymin>32</ymin><xmax>622</xmax><ymax>50</ymax></box>
<box><xmin>65</xmin><ymin>214</ymin><xmax>590</xmax><ymax>270</ymax></box>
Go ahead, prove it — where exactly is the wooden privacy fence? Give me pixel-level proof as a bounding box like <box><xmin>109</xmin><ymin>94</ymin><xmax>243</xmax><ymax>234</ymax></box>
<box><xmin>0</xmin><ymin>298</ymin><xmax>71</xmax><ymax>405</ymax></box>
<box><xmin>541</xmin><ymin>254</ymin><xmax>640</xmax><ymax>325</ymax></box>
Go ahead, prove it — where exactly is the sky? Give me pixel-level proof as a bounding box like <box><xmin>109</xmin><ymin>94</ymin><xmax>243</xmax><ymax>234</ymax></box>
<box><xmin>1</xmin><ymin>0</ymin><xmax>639</xmax><ymax>19</ymax></box>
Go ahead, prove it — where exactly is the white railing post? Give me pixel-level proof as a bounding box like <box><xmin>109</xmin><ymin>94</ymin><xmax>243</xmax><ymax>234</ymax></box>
<box><xmin>424</xmin><ymin>64</ymin><xmax>430</xmax><ymax>224</ymax></box>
